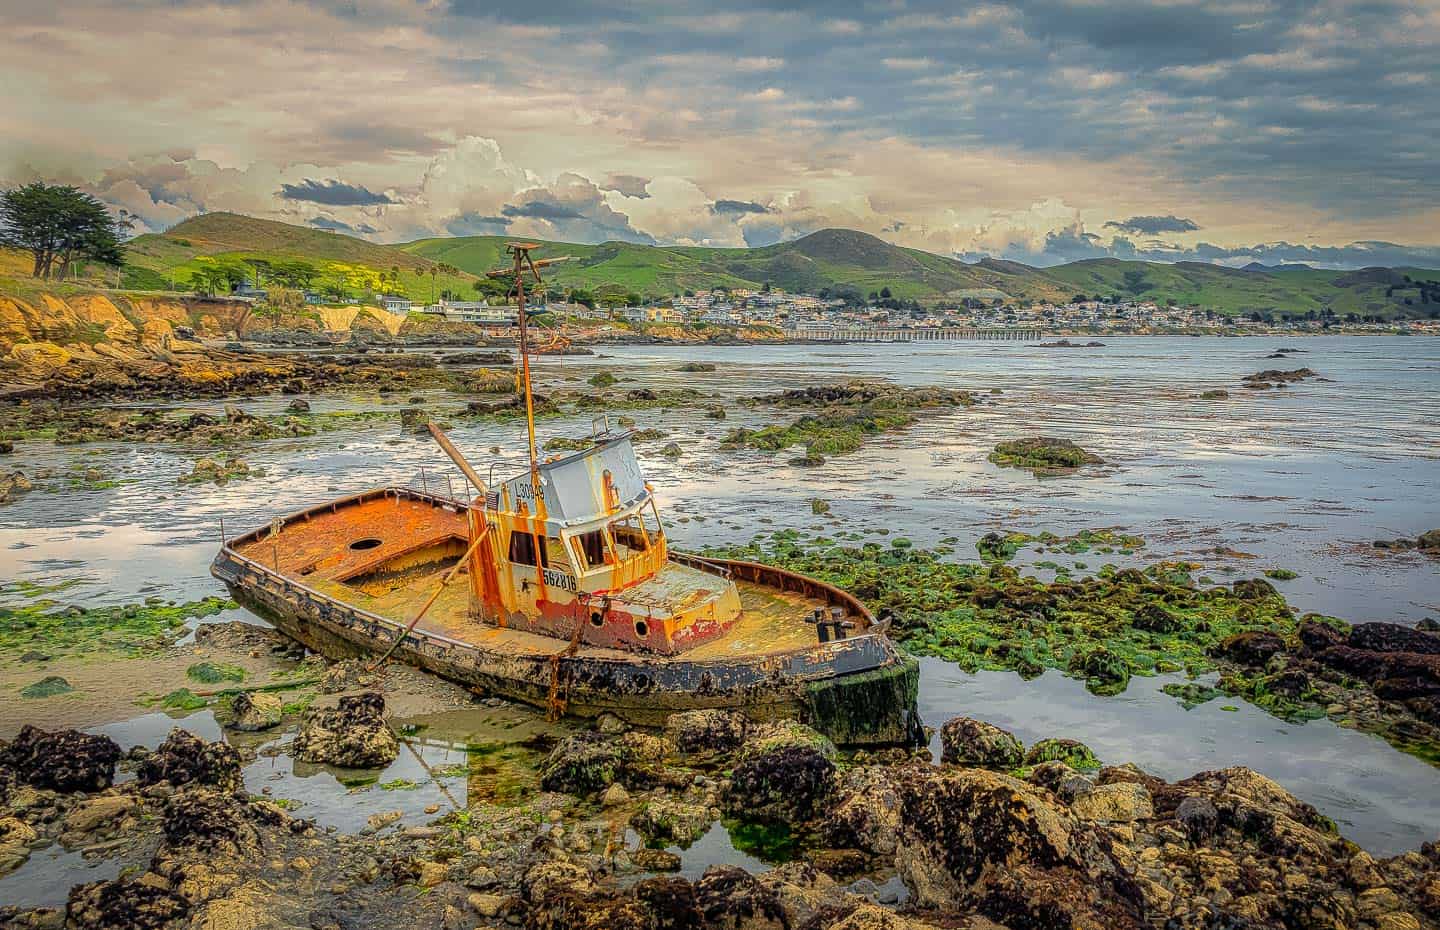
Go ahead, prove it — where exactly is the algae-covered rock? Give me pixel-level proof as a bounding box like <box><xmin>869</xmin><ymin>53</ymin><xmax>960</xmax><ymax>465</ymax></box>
<box><xmin>0</xmin><ymin>725</ymin><xmax>121</xmax><ymax>792</ymax></box>
<box><xmin>186</xmin><ymin>661</ymin><xmax>245</xmax><ymax>684</ymax></box>
<box><xmin>664</xmin><ymin>708</ymin><xmax>746</xmax><ymax>756</ymax></box>
<box><xmin>293</xmin><ymin>692</ymin><xmax>398</xmax><ymax>768</ymax></box>
<box><xmin>988</xmin><ymin>436</ymin><xmax>1103</xmax><ymax>475</ymax></box>
<box><xmin>810</xmin><ymin>498</ymin><xmax>831</xmax><ymax>515</ymax></box>
<box><xmin>1210</xmin><ymin>630</ymin><xmax>1285</xmax><ymax>667</ymax></box>
<box><xmin>538</xmin><ymin>732</ymin><xmax>625</xmax><ymax>794</ymax></box>
<box><xmin>938</xmin><ymin>716</ymin><xmax>1023</xmax><ymax>769</ymax></box>
<box><xmin>734</xmin><ymin>720</ymin><xmax>836</xmax><ymax>765</ymax></box>
<box><xmin>20</xmin><ymin>675</ymin><xmax>74</xmax><ymax>698</ymax></box>
<box><xmin>1023</xmin><ymin>738</ymin><xmax>1100</xmax><ymax>770</ymax></box>
<box><xmin>632</xmin><ymin>798</ymin><xmax>714</xmax><ymax>847</ymax></box>
<box><xmin>1069</xmin><ymin>646</ymin><xmax>1132</xmax><ymax>695</ymax></box>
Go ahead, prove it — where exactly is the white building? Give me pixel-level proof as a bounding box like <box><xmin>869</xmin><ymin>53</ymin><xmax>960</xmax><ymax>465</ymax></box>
<box><xmin>430</xmin><ymin>300</ymin><xmax>518</xmax><ymax>325</ymax></box>
<box><xmin>380</xmin><ymin>296</ymin><xmax>416</xmax><ymax>315</ymax></box>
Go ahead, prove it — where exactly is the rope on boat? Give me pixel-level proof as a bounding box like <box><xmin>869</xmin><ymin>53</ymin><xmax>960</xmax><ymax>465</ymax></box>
<box><xmin>367</xmin><ymin>527</ymin><xmax>490</xmax><ymax>672</ymax></box>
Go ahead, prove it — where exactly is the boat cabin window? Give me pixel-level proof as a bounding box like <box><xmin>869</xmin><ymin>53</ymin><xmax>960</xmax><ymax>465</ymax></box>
<box><xmin>544</xmin><ymin>536</ymin><xmax>572</xmax><ymax>571</ymax></box>
<box><xmin>571</xmin><ymin>529</ymin><xmax>608</xmax><ymax>571</ymax></box>
<box><xmin>508</xmin><ymin>530</ymin><xmax>547</xmax><ymax>568</ymax></box>
<box><xmin>610</xmin><ymin>513</ymin><xmax>649</xmax><ymax>557</ymax></box>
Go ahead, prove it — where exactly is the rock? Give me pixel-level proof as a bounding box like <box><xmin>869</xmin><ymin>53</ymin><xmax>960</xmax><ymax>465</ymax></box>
<box><xmin>137</xmin><ymin>729</ymin><xmax>243</xmax><ymax>793</ymax></box>
<box><xmin>20</xmin><ymin>675</ymin><xmax>74</xmax><ymax>698</ymax></box>
<box><xmin>1175</xmin><ymin>795</ymin><xmax>1220</xmax><ymax>843</ymax></box>
<box><xmin>416</xmin><ymin>861</ymin><xmax>447</xmax><ymax>888</ymax></box>
<box><xmin>631</xmin><ymin>848</ymin><xmax>683</xmax><ymax>872</ymax></box>
<box><xmin>364</xmin><ymin>810</ymin><xmax>403</xmax><ymax>833</ymax></box>
<box><xmin>895</xmin><ymin>767</ymin><xmax>1074</xmax><ymax>909</ymax></box>
<box><xmin>695</xmin><ymin>865</ymin><xmax>787</xmax><ymax>930</ymax></box>
<box><xmin>0</xmin><ymin>440</ymin><xmax>12</xmax><ymax>454</ymax></box>
<box><xmin>66</xmin><ymin>879</ymin><xmax>190</xmax><ymax>930</ymax></box>
<box><xmin>0</xmin><ymin>470</ymin><xmax>34</xmax><ymax>504</ymax></box>
<box><xmin>1349</xmin><ymin>622</ymin><xmax>1440</xmax><ymax>656</ymax></box>
<box><xmin>317</xmin><ymin>658</ymin><xmax>381</xmax><ymax>694</ymax></box>
<box><xmin>1069</xmin><ymin>782</ymin><xmax>1153</xmax><ymax>822</ymax></box>
<box><xmin>938</xmin><ymin>717</ymin><xmax>1024</xmax><ymax>769</ymax></box>
<box><xmin>664</xmin><ymin>709</ymin><xmax>747</xmax><ymax>755</ymax></box>
<box><xmin>64</xmin><ymin>795</ymin><xmax>137</xmax><ymax>834</ymax></box>
<box><xmin>160</xmin><ymin>790</ymin><xmax>264</xmax><ymax>857</ymax></box>
<box><xmin>633</xmin><ymin>799</ymin><xmax>714</xmax><ymax>846</ymax></box>
<box><xmin>293</xmin><ymin>692</ymin><xmax>398</xmax><ymax>768</ymax></box>
<box><xmin>1232</xmin><ymin>577</ymin><xmax>1280</xmax><ymax>601</ymax></box>
<box><xmin>602</xmin><ymin>783</ymin><xmax>631</xmax><ymax>807</ymax></box>
<box><xmin>539</xmin><ymin>732</ymin><xmax>626</xmax><ymax>794</ymax></box>
<box><xmin>725</xmin><ymin>745</ymin><xmax>836</xmax><ymax>825</ymax></box>
<box><xmin>1210</xmin><ymin>630</ymin><xmax>1286</xmax><ymax>666</ymax></box>
<box><xmin>678</xmin><ymin>362</ymin><xmax>717</xmax><ymax>372</ymax></box>
<box><xmin>1416</xmin><ymin>617</ymin><xmax>1440</xmax><ymax>632</ymax></box>
<box><xmin>734</xmin><ymin>719</ymin><xmax>836</xmax><ymax>764</ymax></box>
<box><xmin>0</xmin><ymin>725</ymin><xmax>121</xmax><ymax>792</ymax></box>
<box><xmin>810</xmin><ymin>498</ymin><xmax>830</xmax><ymax>515</ymax></box>
<box><xmin>468</xmin><ymin>893</ymin><xmax>506</xmax><ymax>918</ymax></box>
<box><xmin>595</xmin><ymin>712</ymin><xmax>629</xmax><ymax>735</ymax></box>
<box><xmin>660</xmin><ymin>442</ymin><xmax>683</xmax><ymax>458</ymax></box>
<box><xmin>820</xmin><ymin>763</ymin><xmax>913</xmax><ymax>859</ymax></box>
<box><xmin>1200</xmin><ymin>390</ymin><xmax>1230</xmax><ymax>399</ymax></box>
<box><xmin>227</xmin><ymin>692</ymin><xmax>283</xmax><ymax>731</ymax></box>
<box><xmin>285</xmin><ymin>398</ymin><xmax>310</xmax><ymax>413</ymax></box>
<box><xmin>1023</xmin><ymin>738</ymin><xmax>1100</xmax><ymax>770</ymax></box>
<box><xmin>704</xmin><ymin>405</ymin><xmax>726</xmax><ymax>420</ymax></box>
<box><xmin>988</xmin><ymin>436</ymin><xmax>1103</xmax><ymax>474</ymax></box>
<box><xmin>1069</xmin><ymin>645</ymin><xmax>1131</xmax><ymax>695</ymax></box>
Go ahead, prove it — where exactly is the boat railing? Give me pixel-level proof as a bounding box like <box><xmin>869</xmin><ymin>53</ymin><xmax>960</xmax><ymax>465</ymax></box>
<box><xmin>216</xmin><ymin>486</ymin><xmax>896</xmax><ymax>670</ymax></box>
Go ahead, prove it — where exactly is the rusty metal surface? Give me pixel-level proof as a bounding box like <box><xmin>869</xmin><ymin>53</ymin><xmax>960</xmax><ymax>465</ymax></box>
<box><xmin>212</xmin><ymin>486</ymin><xmax>917</xmax><ymax>742</ymax></box>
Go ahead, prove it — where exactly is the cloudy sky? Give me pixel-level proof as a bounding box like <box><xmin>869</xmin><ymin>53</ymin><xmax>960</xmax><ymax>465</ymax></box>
<box><xmin>4</xmin><ymin>0</ymin><xmax>1438</xmax><ymax>267</ymax></box>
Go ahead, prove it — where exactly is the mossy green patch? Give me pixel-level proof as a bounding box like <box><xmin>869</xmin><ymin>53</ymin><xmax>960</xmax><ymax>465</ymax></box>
<box><xmin>704</xmin><ymin>533</ymin><xmax>1307</xmax><ymax>703</ymax></box>
<box><xmin>1263</xmin><ymin>568</ymin><xmax>1299</xmax><ymax>580</ymax></box>
<box><xmin>1161</xmin><ymin>682</ymin><xmax>1223</xmax><ymax>709</ymax></box>
<box><xmin>20</xmin><ymin>675</ymin><xmax>74</xmax><ymax>698</ymax></box>
<box><xmin>186</xmin><ymin>662</ymin><xmax>245</xmax><ymax>684</ymax></box>
<box><xmin>988</xmin><ymin>437</ymin><xmax>1103</xmax><ymax>474</ymax></box>
<box><xmin>0</xmin><ymin>588</ymin><xmax>234</xmax><ymax>657</ymax></box>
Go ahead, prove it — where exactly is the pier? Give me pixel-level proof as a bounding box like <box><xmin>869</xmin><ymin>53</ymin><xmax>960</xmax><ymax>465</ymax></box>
<box><xmin>786</xmin><ymin>326</ymin><xmax>1044</xmax><ymax>342</ymax></box>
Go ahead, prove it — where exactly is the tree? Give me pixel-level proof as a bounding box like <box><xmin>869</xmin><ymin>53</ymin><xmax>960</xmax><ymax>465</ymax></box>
<box><xmin>1</xmin><ymin>182</ymin><xmax>127</xmax><ymax>279</ymax></box>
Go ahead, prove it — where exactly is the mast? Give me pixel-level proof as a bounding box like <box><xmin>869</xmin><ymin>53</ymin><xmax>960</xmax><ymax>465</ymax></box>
<box><xmin>486</xmin><ymin>243</ymin><xmax>567</xmax><ymax>501</ymax></box>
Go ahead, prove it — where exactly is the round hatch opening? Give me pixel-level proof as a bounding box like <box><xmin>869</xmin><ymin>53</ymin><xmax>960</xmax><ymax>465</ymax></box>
<box><xmin>349</xmin><ymin>537</ymin><xmax>383</xmax><ymax>551</ymax></box>
<box><xmin>633</xmin><ymin>619</ymin><xmax>649</xmax><ymax>639</ymax></box>
<box><xmin>590</xmin><ymin>611</ymin><xmax>604</xmax><ymax>627</ymax></box>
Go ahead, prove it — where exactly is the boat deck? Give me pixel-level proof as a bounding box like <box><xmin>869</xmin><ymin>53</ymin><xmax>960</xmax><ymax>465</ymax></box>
<box><xmin>233</xmin><ymin>491</ymin><xmax>828</xmax><ymax>662</ymax></box>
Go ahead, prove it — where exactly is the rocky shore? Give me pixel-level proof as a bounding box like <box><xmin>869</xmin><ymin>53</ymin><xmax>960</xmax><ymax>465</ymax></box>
<box><xmin>3</xmin><ymin>692</ymin><xmax>1438</xmax><ymax>930</ymax></box>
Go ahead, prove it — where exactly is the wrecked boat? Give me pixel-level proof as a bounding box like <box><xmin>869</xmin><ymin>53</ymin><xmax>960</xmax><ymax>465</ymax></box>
<box><xmin>211</xmin><ymin>243</ymin><xmax>920</xmax><ymax>745</ymax></box>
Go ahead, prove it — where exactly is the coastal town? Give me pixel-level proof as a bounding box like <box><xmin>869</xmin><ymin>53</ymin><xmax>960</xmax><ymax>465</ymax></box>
<box><xmin>277</xmin><ymin>283</ymin><xmax>1440</xmax><ymax>339</ymax></box>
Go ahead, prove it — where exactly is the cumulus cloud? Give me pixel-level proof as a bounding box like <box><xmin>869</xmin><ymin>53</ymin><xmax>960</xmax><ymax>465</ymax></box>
<box><xmin>1104</xmin><ymin>215</ymin><xmax>1201</xmax><ymax>235</ymax></box>
<box><xmin>279</xmin><ymin>179</ymin><xmax>394</xmax><ymax>206</ymax></box>
<box><xmin>600</xmin><ymin>173</ymin><xmax>651</xmax><ymax>199</ymax></box>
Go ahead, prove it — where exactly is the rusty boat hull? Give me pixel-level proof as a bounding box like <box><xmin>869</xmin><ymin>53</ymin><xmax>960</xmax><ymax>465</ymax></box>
<box><xmin>210</xmin><ymin>486</ymin><xmax>922</xmax><ymax>746</ymax></box>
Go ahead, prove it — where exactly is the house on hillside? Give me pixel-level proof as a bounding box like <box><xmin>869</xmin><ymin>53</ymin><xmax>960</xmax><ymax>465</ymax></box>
<box><xmin>380</xmin><ymin>296</ymin><xmax>416</xmax><ymax>315</ymax></box>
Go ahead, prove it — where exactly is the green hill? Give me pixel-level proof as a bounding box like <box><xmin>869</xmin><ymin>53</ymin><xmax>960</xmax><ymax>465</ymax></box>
<box><xmin>123</xmin><ymin>212</ymin><xmax>477</xmax><ymax>302</ymax></box>
<box><xmin>1040</xmin><ymin>259</ymin><xmax>1440</xmax><ymax>318</ymax></box>
<box><xmin>111</xmin><ymin>212</ymin><xmax>1440</xmax><ymax>318</ymax></box>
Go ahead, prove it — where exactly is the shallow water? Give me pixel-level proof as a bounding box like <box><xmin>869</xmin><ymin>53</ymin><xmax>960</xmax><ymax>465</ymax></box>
<box><xmin>2</xmin><ymin>336</ymin><xmax>1439</xmax><ymax>887</ymax></box>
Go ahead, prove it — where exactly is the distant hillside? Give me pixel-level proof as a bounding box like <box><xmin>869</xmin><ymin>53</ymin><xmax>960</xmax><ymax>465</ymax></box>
<box><xmin>105</xmin><ymin>213</ymin><xmax>1440</xmax><ymax>318</ymax></box>
<box><xmin>1041</xmin><ymin>258</ymin><xmax>1440</xmax><ymax>317</ymax></box>
<box><xmin>123</xmin><ymin>213</ymin><xmax>477</xmax><ymax>302</ymax></box>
